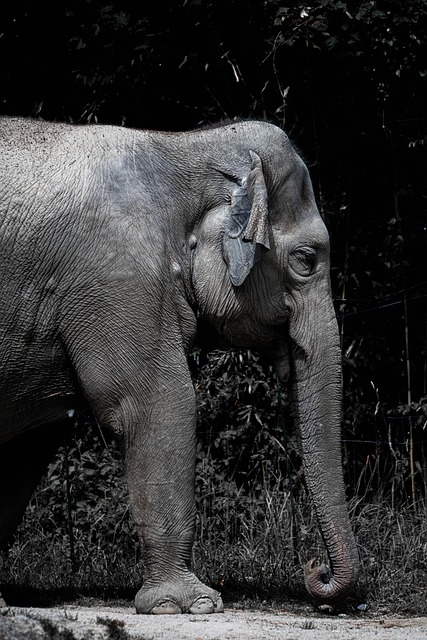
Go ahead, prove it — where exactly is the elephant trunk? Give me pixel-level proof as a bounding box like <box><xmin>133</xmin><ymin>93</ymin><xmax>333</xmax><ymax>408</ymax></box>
<box><xmin>287</xmin><ymin>298</ymin><xmax>359</xmax><ymax>603</ymax></box>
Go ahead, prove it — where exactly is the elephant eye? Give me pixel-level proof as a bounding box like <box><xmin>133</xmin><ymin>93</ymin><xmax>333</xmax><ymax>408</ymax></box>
<box><xmin>290</xmin><ymin>247</ymin><xmax>317</xmax><ymax>276</ymax></box>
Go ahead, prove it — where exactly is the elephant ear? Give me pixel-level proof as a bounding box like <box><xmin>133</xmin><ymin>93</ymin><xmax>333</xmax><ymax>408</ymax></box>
<box><xmin>223</xmin><ymin>150</ymin><xmax>270</xmax><ymax>286</ymax></box>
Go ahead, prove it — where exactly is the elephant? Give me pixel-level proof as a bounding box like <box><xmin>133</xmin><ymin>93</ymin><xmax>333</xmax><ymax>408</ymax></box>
<box><xmin>0</xmin><ymin>116</ymin><xmax>359</xmax><ymax>614</ymax></box>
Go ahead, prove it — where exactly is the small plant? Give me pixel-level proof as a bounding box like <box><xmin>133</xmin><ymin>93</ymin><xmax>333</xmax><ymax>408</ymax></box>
<box><xmin>300</xmin><ymin>619</ymin><xmax>316</xmax><ymax>630</ymax></box>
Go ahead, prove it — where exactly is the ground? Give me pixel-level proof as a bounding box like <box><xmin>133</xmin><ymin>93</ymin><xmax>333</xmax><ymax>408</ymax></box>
<box><xmin>1</xmin><ymin>604</ymin><xmax>427</xmax><ymax>640</ymax></box>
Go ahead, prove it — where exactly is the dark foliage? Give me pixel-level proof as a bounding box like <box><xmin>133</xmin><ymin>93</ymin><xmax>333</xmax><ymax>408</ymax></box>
<box><xmin>0</xmin><ymin>0</ymin><xmax>426</xmax><ymax>611</ymax></box>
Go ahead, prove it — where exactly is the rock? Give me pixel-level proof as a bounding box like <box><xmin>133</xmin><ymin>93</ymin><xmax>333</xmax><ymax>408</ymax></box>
<box><xmin>0</xmin><ymin>611</ymin><xmax>46</xmax><ymax>640</ymax></box>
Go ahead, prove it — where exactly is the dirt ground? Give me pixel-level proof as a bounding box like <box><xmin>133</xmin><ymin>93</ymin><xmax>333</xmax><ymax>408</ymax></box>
<box><xmin>1</xmin><ymin>604</ymin><xmax>427</xmax><ymax>640</ymax></box>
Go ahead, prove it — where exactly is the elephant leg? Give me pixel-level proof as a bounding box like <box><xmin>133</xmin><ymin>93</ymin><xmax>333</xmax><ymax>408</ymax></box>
<box><xmin>124</xmin><ymin>373</ymin><xmax>223</xmax><ymax>615</ymax></box>
<box><xmin>78</xmin><ymin>343</ymin><xmax>222</xmax><ymax>615</ymax></box>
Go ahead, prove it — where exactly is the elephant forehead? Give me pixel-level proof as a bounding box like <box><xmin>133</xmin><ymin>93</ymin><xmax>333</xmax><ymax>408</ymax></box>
<box><xmin>268</xmin><ymin>159</ymin><xmax>319</xmax><ymax>220</ymax></box>
<box><xmin>272</xmin><ymin>217</ymin><xmax>329</xmax><ymax>249</ymax></box>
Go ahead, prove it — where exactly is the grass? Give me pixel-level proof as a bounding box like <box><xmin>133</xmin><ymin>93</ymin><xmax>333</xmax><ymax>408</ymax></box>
<box><xmin>353</xmin><ymin>498</ymin><xmax>427</xmax><ymax>613</ymax></box>
<box><xmin>1</xmin><ymin>426</ymin><xmax>427</xmax><ymax>616</ymax></box>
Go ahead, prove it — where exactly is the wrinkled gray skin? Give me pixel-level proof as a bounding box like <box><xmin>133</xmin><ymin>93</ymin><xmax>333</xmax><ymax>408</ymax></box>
<box><xmin>0</xmin><ymin>117</ymin><xmax>359</xmax><ymax>613</ymax></box>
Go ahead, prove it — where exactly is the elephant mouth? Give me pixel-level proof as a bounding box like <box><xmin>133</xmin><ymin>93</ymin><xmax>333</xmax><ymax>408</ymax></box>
<box><xmin>262</xmin><ymin>336</ymin><xmax>290</xmax><ymax>383</ymax></box>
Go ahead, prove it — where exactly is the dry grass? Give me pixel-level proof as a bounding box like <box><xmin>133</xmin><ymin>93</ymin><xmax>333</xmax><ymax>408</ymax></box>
<box><xmin>1</xmin><ymin>433</ymin><xmax>427</xmax><ymax>616</ymax></box>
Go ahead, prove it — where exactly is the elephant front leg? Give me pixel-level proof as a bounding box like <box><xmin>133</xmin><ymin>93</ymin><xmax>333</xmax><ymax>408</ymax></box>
<box><xmin>122</xmin><ymin>378</ymin><xmax>223</xmax><ymax>615</ymax></box>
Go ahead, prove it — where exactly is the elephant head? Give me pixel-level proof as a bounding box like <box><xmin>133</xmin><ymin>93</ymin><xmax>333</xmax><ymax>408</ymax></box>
<box><xmin>190</xmin><ymin>121</ymin><xmax>360</xmax><ymax>602</ymax></box>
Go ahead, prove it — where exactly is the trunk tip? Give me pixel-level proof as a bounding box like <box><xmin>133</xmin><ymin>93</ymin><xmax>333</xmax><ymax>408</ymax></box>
<box><xmin>304</xmin><ymin>558</ymin><xmax>359</xmax><ymax>604</ymax></box>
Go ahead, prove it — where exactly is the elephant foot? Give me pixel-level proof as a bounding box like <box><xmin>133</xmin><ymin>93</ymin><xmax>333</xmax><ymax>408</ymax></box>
<box><xmin>135</xmin><ymin>575</ymin><xmax>224</xmax><ymax>614</ymax></box>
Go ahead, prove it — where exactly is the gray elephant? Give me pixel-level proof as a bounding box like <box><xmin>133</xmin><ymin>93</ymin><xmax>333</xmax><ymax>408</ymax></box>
<box><xmin>0</xmin><ymin>116</ymin><xmax>359</xmax><ymax>614</ymax></box>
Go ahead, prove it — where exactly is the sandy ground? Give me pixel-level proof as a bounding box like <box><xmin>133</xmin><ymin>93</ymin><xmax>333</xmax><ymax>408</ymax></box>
<box><xmin>1</xmin><ymin>605</ymin><xmax>427</xmax><ymax>640</ymax></box>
